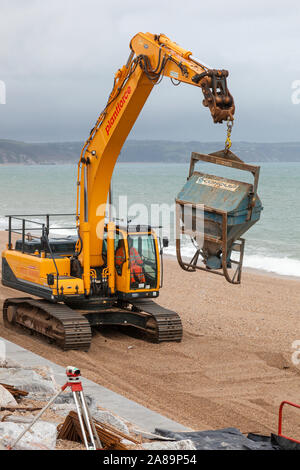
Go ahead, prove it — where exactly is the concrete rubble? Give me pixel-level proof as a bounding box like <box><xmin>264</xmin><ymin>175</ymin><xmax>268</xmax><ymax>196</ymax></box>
<box><xmin>0</xmin><ymin>358</ymin><xmax>22</xmax><ymax>369</ymax></box>
<box><xmin>142</xmin><ymin>439</ymin><xmax>197</xmax><ymax>450</ymax></box>
<box><xmin>52</xmin><ymin>391</ymin><xmax>94</xmax><ymax>407</ymax></box>
<box><xmin>3</xmin><ymin>414</ymin><xmax>35</xmax><ymax>424</ymax></box>
<box><xmin>0</xmin><ymin>384</ymin><xmax>17</xmax><ymax>407</ymax></box>
<box><xmin>50</xmin><ymin>403</ymin><xmax>77</xmax><ymax>417</ymax></box>
<box><xmin>92</xmin><ymin>410</ymin><xmax>130</xmax><ymax>435</ymax></box>
<box><xmin>0</xmin><ymin>368</ymin><xmax>56</xmax><ymax>395</ymax></box>
<box><xmin>0</xmin><ymin>421</ymin><xmax>57</xmax><ymax>450</ymax></box>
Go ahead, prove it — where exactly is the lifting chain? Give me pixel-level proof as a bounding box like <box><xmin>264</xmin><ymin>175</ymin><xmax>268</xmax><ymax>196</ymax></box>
<box><xmin>225</xmin><ymin>117</ymin><xmax>234</xmax><ymax>152</ymax></box>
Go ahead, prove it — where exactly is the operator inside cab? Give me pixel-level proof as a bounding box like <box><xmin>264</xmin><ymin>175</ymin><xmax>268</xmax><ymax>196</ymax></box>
<box><xmin>115</xmin><ymin>237</ymin><xmax>145</xmax><ymax>287</ymax></box>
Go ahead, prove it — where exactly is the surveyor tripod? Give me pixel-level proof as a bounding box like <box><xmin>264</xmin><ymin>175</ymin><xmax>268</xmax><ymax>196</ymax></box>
<box><xmin>8</xmin><ymin>366</ymin><xmax>102</xmax><ymax>450</ymax></box>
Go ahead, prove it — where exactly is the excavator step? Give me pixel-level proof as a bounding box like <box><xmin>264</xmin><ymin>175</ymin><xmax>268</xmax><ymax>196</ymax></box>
<box><xmin>3</xmin><ymin>298</ymin><xmax>92</xmax><ymax>351</ymax></box>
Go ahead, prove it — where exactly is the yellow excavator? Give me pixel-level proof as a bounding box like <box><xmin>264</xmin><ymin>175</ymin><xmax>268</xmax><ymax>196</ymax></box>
<box><xmin>1</xmin><ymin>32</ymin><xmax>237</xmax><ymax>350</ymax></box>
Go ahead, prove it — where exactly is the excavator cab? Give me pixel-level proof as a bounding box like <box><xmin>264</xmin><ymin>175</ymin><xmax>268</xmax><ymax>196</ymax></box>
<box><xmin>102</xmin><ymin>225</ymin><xmax>160</xmax><ymax>300</ymax></box>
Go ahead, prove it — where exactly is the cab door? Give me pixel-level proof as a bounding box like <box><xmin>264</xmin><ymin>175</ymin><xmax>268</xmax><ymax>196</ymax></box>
<box><xmin>114</xmin><ymin>230</ymin><xmax>130</xmax><ymax>293</ymax></box>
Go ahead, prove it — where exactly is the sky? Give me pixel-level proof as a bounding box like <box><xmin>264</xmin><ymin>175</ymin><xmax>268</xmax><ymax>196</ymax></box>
<box><xmin>1</xmin><ymin>0</ymin><xmax>300</xmax><ymax>143</ymax></box>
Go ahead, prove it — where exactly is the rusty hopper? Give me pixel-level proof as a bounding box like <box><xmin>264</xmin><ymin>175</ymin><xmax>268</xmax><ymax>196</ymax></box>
<box><xmin>176</xmin><ymin>150</ymin><xmax>263</xmax><ymax>284</ymax></box>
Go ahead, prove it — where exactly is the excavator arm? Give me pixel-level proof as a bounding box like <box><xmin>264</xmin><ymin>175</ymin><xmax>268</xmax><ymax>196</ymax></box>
<box><xmin>76</xmin><ymin>32</ymin><xmax>235</xmax><ymax>293</ymax></box>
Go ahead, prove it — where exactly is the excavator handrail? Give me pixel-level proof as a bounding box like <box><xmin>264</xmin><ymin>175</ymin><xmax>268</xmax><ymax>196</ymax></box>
<box><xmin>5</xmin><ymin>213</ymin><xmax>77</xmax><ymax>250</ymax></box>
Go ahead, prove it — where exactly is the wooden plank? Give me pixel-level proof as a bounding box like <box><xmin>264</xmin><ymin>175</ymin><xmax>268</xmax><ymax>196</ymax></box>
<box><xmin>57</xmin><ymin>411</ymin><xmax>139</xmax><ymax>450</ymax></box>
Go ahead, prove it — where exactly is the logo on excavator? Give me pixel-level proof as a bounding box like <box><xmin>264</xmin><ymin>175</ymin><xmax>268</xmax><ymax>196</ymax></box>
<box><xmin>105</xmin><ymin>86</ymin><xmax>132</xmax><ymax>136</ymax></box>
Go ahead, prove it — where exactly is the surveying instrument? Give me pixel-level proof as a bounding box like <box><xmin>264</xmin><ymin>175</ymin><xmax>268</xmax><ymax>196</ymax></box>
<box><xmin>7</xmin><ymin>366</ymin><xmax>102</xmax><ymax>450</ymax></box>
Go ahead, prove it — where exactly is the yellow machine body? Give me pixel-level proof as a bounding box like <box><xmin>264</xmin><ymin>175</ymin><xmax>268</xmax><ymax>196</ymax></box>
<box><xmin>3</xmin><ymin>249</ymin><xmax>84</xmax><ymax>297</ymax></box>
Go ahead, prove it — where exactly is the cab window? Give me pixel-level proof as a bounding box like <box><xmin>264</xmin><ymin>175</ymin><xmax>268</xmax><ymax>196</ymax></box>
<box><xmin>127</xmin><ymin>234</ymin><xmax>157</xmax><ymax>289</ymax></box>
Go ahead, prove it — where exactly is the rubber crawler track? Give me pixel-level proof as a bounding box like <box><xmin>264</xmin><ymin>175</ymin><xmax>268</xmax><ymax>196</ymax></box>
<box><xmin>130</xmin><ymin>300</ymin><xmax>183</xmax><ymax>342</ymax></box>
<box><xmin>3</xmin><ymin>298</ymin><xmax>92</xmax><ymax>351</ymax></box>
<box><xmin>148</xmin><ymin>310</ymin><xmax>183</xmax><ymax>342</ymax></box>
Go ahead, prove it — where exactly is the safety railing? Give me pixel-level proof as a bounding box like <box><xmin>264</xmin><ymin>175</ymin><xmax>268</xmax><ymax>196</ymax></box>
<box><xmin>5</xmin><ymin>213</ymin><xmax>76</xmax><ymax>299</ymax></box>
<box><xmin>6</xmin><ymin>213</ymin><xmax>76</xmax><ymax>251</ymax></box>
<box><xmin>278</xmin><ymin>401</ymin><xmax>300</xmax><ymax>444</ymax></box>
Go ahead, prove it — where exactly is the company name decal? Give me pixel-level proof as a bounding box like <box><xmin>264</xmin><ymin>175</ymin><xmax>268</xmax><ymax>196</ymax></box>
<box><xmin>105</xmin><ymin>86</ymin><xmax>131</xmax><ymax>136</ymax></box>
<box><xmin>196</xmin><ymin>176</ymin><xmax>238</xmax><ymax>192</ymax></box>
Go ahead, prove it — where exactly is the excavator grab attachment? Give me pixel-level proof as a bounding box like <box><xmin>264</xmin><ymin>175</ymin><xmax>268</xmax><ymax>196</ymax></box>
<box><xmin>191</xmin><ymin>69</ymin><xmax>234</xmax><ymax>123</ymax></box>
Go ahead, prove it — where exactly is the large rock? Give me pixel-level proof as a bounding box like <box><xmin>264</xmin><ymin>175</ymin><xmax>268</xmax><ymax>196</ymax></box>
<box><xmin>142</xmin><ymin>439</ymin><xmax>197</xmax><ymax>450</ymax></box>
<box><xmin>32</xmin><ymin>366</ymin><xmax>58</xmax><ymax>389</ymax></box>
<box><xmin>50</xmin><ymin>403</ymin><xmax>77</xmax><ymax>417</ymax></box>
<box><xmin>53</xmin><ymin>392</ymin><xmax>94</xmax><ymax>407</ymax></box>
<box><xmin>0</xmin><ymin>421</ymin><xmax>57</xmax><ymax>450</ymax></box>
<box><xmin>0</xmin><ymin>384</ymin><xmax>17</xmax><ymax>407</ymax></box>
<box><xmin>4</xmin><ymin>415</ymin><xmax>35</xmax><ymax>424</ymax></box>
<box><xmin>92</xmin><ymin>410</ymin><xmax>130</xmax><ymax>435</ymax></box>
<box><xmin>0</xmin><ymin>368</ymin><xmax>55</xmax><ymax>395</ymax></box>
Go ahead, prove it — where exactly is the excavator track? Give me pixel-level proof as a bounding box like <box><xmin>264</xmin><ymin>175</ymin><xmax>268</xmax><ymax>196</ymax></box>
<box><xmin>3</xmin><ymin>298</ymin><xmax>92</xmax><ymax>351</ymax></box>
<box><xmin>129</xmin><ymin>299</ymin><xmax>183</xmax><ymax>342</ymax></box>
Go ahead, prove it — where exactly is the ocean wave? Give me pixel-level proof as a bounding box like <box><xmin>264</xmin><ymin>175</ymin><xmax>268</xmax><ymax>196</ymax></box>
<box><xmin>0</xmin><ymin>217</ymin><xmax>77</xmax><ymax>236</ymax></box>
<box><xmin>241</xmin><ymin>254</ymin><xmax>300</xmax><ymax>277</ymax></box>
<box><xmin>164</xmin><ymin>244</ymin><xmax>300</xmax><ymax>278</ymax></box>
<box><xmin>49</xmin><ymin>223</ymin><xmax>77</xmax><ymax>237</ymax></box>
<box><xmin>0</xmin><ymin>217</ymin><xmax>7</xmax><ymax>231</ymax></box>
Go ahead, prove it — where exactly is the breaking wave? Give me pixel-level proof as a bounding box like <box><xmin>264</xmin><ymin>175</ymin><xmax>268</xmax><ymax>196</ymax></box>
<box><xmin>164</xmin><ymin>244</ymin><xmax>300</xmax><ymax>278</ymax></box>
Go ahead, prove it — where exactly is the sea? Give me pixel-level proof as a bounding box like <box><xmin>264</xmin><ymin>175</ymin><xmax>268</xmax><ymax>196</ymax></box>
<box><xmin>0</xmin><ymin>161</ymin><xmax>299</xmax><ymax>278</ymax></box>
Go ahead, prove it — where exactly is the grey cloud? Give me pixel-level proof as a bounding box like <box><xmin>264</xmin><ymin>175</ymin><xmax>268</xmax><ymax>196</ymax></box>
<box><xmin>0</xmin><ymin>0</ymin><xmax>300</xmax><ymax>142</ymax></box>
